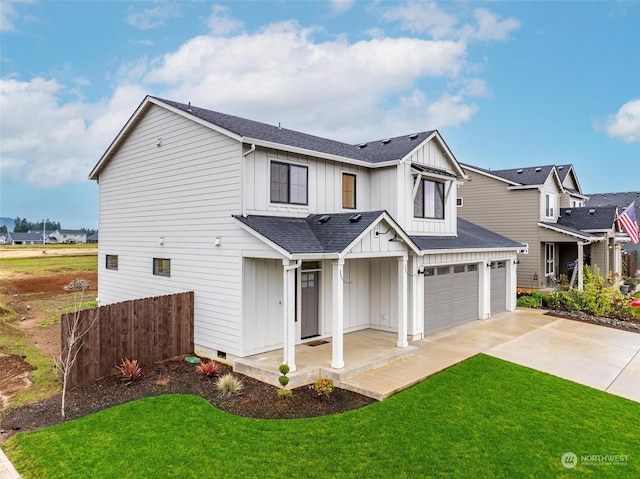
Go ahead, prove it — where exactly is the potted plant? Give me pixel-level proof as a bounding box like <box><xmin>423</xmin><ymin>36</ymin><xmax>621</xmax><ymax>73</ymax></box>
<box><xmin>623</xmin><ymin>276</ymin><xmax>638</xmax><ymax>294</ymax></box>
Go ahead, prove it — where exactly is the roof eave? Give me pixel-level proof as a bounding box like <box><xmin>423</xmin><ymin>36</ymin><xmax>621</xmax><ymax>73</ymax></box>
<box><xmin>462</xmin><ymin>164</ymin><xmax>520</xmax><ymax>186</ymax></box>
<box><xmin>420</xmin><ymin>246</ymin><xmax>523</xmax><ymax>254</ymax></box>
<box><xmin>537</xmin><ymin>222</ymin><xmax>604</xmax><ymax>241</ymax></box>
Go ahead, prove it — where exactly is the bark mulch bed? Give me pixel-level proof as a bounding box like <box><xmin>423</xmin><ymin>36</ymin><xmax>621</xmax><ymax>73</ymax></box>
<box><xmin>0</xmin><ymin>358</ymin><xmax>376</xmax><ymax>443</ymax></box>
<box><xmin>545</xmin><ymin>309</ymin><xmax>640</xmax><ymax>333</ymax></box>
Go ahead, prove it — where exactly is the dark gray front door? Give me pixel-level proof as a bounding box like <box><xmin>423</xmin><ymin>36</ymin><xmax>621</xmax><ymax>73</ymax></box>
<box><xmin>301</xmin><ymin>272</ymin><xmax>319</xmax><ymax>338</ymax></box>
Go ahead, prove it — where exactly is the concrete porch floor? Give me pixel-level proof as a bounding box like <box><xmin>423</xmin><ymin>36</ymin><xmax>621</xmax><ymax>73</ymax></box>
<box><xmin>234</xmin><ymin>309</ymin><xmax>640</xmax><ymax>403</ymax></box>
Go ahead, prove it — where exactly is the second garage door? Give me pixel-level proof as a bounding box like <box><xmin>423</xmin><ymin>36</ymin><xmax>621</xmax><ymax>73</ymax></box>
<box><xmin>424</xmin><ymin>263</ymin><xmax>479</xmax><ymax>335</ymax></box>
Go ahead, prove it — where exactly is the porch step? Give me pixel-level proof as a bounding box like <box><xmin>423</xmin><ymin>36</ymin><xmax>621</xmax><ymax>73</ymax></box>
<box><xmin>233</xmin><ymin>342</ymin><xmax>420</xmax><ymax>391</ymax></box>
<box><xmin>321</xmin><ymin>345</ymin><xmax>419</xmax><ymax>383</ymax></box>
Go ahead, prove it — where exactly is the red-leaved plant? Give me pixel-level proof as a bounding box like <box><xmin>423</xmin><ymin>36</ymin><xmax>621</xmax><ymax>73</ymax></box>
<box><xmin>117</xmin><ymin>358</ymin><xmax>142</xmax><ymax>382</ymax></box>
<box><xmin>196</xmin><ymin>360</ymin><xmax>220</xmax><ymax>378</ymax></box>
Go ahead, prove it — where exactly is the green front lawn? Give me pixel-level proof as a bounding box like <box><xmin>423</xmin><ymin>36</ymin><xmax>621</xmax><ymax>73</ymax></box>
<box><xmin>4</xmin><ymin>354</ymin><xmax>639</xmax><ymax>478</ymax></box>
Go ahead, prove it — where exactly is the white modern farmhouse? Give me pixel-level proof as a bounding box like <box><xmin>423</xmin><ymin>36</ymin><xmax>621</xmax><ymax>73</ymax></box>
<box><xmin>90</xmin><ymin>96</ymin><xmax>524</xmax><ymax>375</ymax></box>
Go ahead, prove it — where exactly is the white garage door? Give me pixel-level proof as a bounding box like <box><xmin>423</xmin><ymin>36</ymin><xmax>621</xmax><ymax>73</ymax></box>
<box><xmin>424</xmin><ymin>264</ymin><xmax>479</xmax><ymax>335</ymax></box>
<box><xmin>490</xmin><ymin>261</ymin><xmax>507</xmax><ymax>315</ymax></box>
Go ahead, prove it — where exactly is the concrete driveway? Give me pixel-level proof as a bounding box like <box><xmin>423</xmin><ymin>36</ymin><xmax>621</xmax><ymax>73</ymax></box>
<box><xmin>341</xmin><ymin>309</ymin><xmax>640</xmax><ymax>402</ymax></box>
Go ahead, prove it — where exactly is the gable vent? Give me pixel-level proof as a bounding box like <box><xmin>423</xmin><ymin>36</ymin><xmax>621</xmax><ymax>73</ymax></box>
<box><xmin>318</xmin><ymin>215</ymin><xmax>331</xmax><ymax>224</ymax></box>
<box><xmin>589</xmin><ymin>209</ymin><xmax>596</xmax><ymax>215</ymax></box>
<box><xmin>358</xmin><ymin>143</ymin><xmax>367</xmax><ymax>148</ymax></box>
<box><xmin>349</xmin><ymin>214</ymin><xmax>362</xmax><ymax>223</ymax></box>
<box><xmin>381</xmin><ymin>139</ymin><xmax>391</xmax><ymax>144</ymax></box>
<box><xmin>535</xmin><ymin>167</ymin><xmax>542</xmax><ymax>172</ymax></box>
<box><xmin>516</xmin><ymin>169</ymin><xmax>523</xmax><ymax>174</ymax></box>
<box><xmin>408</xmin><ymin>133</ymin><xmax>418</xmax><ymax>140</ymax></box>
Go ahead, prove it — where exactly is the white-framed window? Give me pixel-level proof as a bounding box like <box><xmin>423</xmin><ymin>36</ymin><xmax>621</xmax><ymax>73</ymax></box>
<box><xmin>414</xmin><ymin>179</ymin><xmax>445</xmax><ymax>219</ymax></box>
<box><xmin>545</xmin><ymin>243</ymin><xmax>555</xmax><ymax>276</ymax></box>
<box><xmin>153</xmin><ymin>258</ymin><xmax>171</xmax><ymax>277</ymax></box>
<box><xmin>270</xmin><ymin>161</ymin><xmax>308</xmax><ymax>205</ymax></box>
<box><xmin>342</xmin><ymin>173</ymin><xmax>356</xmax><ymax>209</ymax></box>
<box><xmin>106</xmin><ymin>255</ymin><xmax>118</xmax><ymax>270</ymax></box>
<box><xmin>545</xmin><ymin>194</ymin><xmax>555</xmax><ymax>218</ymax></box>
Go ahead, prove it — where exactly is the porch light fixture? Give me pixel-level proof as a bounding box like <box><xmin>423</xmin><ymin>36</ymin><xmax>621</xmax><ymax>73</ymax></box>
<box><xmin>389</xmin><ymin>234</ymin><xmax>403</xmax><ymax>243</ymax></box>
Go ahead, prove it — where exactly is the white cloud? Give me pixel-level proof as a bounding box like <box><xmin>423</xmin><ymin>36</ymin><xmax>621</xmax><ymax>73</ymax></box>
<box><xmin>204</xmin><ymin>4</ymin><xmax>243</xmax><ymax>36</ymax></box>
<box><xmin>383</xmin><ymin>2</ymin><xmax>520</xmax><ymax>42</ymax></box>
<box><xmin>143</xmin><ymin>21</ymin><xmax>471</xmax><ymax>140</ymax></box>
<box><xmin>383</xmin><ymin>2</ymin><xmax>458</xmax><ymax>39</ymax></box>
<box><xmin>460</xmin><ymin>8</ymin><xmax>520</xmax><ymax>42</ymax></box>
<box><xmin>126</xmin><ymin>2</ymin><xmax>181</xmax><ymax>30</ymax></box>
<box><xmin>0</xmin><ymin>1</ymin><xmax>19</xmax><ymax>32</ymax></box>
<box><xmin>595</xmin><ymin>99</ymin><xmax>640</xmax><ymax>143</ymax></box>
<box><xmin>0</xmin><ymin>77</ymin><xmax>145</xmax><ymax>186</ymax></box>
<box><xmin>329</xmin><ymin>0</ymin><xmax>355</xmax><ymax>14</ymax></box>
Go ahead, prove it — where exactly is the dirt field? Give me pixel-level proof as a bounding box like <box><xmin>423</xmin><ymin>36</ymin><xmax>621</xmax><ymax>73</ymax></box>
<box><xmin>0</xmin><ymin>249</ymin><xmax>98</xmax><ymax>411</ymax></box>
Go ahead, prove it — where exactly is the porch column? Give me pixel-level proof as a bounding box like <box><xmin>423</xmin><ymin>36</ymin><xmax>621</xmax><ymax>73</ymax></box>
<box><xmin>577</xmin><ymin>242</ymin><xmax>584</xmax><ymax>290</ymax></box>
<box><xmin>397</xmin><ymin>255</ymin><xmax>408</xmax><ymax>348</ymax></box>
<box><xmin>331</xmin><ymin>258</ymin><xmax>345</xmax><ymax>369</ymax></box>
<box><xmin>282</xmin><ymin>259</ymin><xmax>297</xmax><ymax>372</ymax></box>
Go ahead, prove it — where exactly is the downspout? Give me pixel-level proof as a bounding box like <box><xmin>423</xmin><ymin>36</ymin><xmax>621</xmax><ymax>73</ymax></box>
<box><xmin>242</xmin><ymin>144</ymin><xmax>256</xmax><ymax>217</ymax></box>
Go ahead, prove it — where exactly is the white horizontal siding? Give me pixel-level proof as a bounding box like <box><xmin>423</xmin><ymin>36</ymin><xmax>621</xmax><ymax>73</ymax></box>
<box><xmin>97</xmin><ymin>104</ymin><xmax>260</xmax><ymax>356</ymax></box>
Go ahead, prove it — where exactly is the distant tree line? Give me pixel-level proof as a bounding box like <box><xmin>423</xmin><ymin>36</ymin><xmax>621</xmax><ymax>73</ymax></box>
<box><xmin>10</xmin><ymin>217</ymin><xmax>97</xmax><ymax>236</ymax></box>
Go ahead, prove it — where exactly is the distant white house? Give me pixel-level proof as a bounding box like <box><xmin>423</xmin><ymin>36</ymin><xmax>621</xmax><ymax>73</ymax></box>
<box><xmin>49</xmin><ymin>229</ymin><xmax>87</xmax><ymax>244</ymax></box>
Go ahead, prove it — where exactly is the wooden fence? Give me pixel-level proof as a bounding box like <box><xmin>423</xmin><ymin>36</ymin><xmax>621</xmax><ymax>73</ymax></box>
<box><xmin>61</xmin><ymin>291</ymin><xmax>194</xmax><ymax>388</ymax></box>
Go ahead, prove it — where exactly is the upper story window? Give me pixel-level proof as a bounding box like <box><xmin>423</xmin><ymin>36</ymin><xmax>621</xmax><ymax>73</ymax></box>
<box><xmin>414</xmin><ymin>179</ymin><xmax>444</xmax><ymax>219</ymax></box>
<box><xmin>342</xmin><ymin>173</ymin><xmax>356</xmax><ymax>209</ymax></box>
<box><xmin>545</xmin><ymin>194</ymin><xmax>555</xmax><ymax>218</ymax></box>
<box><xmin>270</xmin><ymin>161</ymin><xmax>308</xmax><ymax>205</ymax></box>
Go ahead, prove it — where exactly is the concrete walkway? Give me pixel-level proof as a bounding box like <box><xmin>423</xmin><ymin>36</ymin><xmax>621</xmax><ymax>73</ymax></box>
<box><xmin>0</xmin><ymin>448</ymin><xmax>20</xmax><ymax>479</ymax></box>
<box><xmin>340</xmin><ymin>309</ymin><xmax>640</xmax><ymax>402</ymax></box>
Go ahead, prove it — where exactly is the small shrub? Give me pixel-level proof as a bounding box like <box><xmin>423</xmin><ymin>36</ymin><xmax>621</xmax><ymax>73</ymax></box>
<box><xmin>278</xmin><ymin>375</ymin><xmax>290</xmax><ymax>387</ymax></box>
<box><xmin>117</xmin><ymin>358</ymin><xmax>142</xmax><ymax>382</ymax></box>
<box><xmin>216</xmin><ymin>373</ymin><xmax>243</xmax><ymax>395</ymax></box>
<box><xmin>313</xmin><ymin>377</ymin><xmax>334</xmax><ymax>399</ymax></box>
<box><xmin>516</xmin><ymin>295</ymin><xmax>540</xmax><ymax>308</ymax></box>
<box><xmin>279</xmin><ymin>363</ymin><xmax>290</xmax><ymax>375</ymax></box>
<box><xmin>277</xmin><ymin>389</ymin><xmax>292</xmax><ymax>400</ymax></box>
<box><xmin>196</xmin><ymin>360</ymin><xmax>220</xmax><ymax>378</ymax></box>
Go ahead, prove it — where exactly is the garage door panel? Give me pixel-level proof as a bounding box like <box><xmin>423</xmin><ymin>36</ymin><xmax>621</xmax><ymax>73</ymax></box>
<box><xmin>424</xmin><ymin>264</ymin><xmax>479</xmax><ymax>335</ymax></box>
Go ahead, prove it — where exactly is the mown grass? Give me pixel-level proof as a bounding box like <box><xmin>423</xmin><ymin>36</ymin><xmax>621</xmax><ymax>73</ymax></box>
<box><xmin>4</xmin><ymin>355</ymin><xmax>639</xmax><ymax>479</ymax></box>
<box><xmin>0</xmin><ymin>254</ymin><xmax>97</xmax><ymax>276</ymax></box>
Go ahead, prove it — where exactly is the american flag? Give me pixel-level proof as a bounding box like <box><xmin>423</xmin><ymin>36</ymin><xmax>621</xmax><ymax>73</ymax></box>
<box><xmin>618</xmin><ymin>201</ymin><xmax>639</xmax><ymax>244</ymax></box>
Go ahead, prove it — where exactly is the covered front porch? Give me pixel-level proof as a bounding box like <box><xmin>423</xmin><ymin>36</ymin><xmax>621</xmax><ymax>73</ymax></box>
<box><xmin>233</xmin><ymin>329</ymin><xmax>418</xmax><ymax>390</ymax></box>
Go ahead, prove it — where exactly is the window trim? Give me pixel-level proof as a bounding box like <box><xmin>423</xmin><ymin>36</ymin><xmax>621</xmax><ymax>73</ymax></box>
<box><xmin>545</xmin><ymin>243</ymin><xmax>555</xmax><ymax>276</ymax></box>
<box><xmin>414</xmin><ymin>178</ymin><xmax>445</xmax><ymax>220</ymax></box>
<box><xmin>106</xmin><ymin>255</ymin><xmax>118</xmax><ymax>270</ymax></box>
<box><xmin>270</xmin><ymin>161</ymin><xmax>309</xmax><ymax>206</ymax></box>
<box><xmin>153</xmin><ymin>258</ymin><xmax>171</xmax><ymax>277</ymax></box>
<box><xmin>342</xmin><ymin>172</ymin><xmax>357</xmax><ymax>209</ymax></box>
<box><xmin>545</xmin><ymin>193</ymin><xmax>555</xmax><ymax>218</ymax></box>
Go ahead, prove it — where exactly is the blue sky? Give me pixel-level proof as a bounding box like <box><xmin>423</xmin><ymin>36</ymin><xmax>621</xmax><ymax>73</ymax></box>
<box><xmin>1</xmin><ymin>1</ymin><xmax>639</xmax><ymax>230</ymax></box>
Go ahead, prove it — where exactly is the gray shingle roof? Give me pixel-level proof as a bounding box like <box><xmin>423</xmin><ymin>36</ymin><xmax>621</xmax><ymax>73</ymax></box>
<box><xmin>555</xmin><ymin>164</ymin><xmax>573</xmax><ymax>183</ymax></box>
<box><xmin>235</xmin><ymin>211</ymin><xmax>387</xmax><ymax>254</ymax></box>
<box><xmin>557</xmin><ymin>206</ymin><xmax>617</xmax><ymax>231</ymax></box>
<box><xmin>156</xmin><ymin>98</ymin><xmax>435</xmax><ymax>165</ymax></box>
<box><xmin>9</xmin><ymin>232</ymin><xmax>44</xmax><ymax>242</ymax></box>
<box><xmin>586</xmin><ymin>192</ymin><xmax>640</xmax><ymax>214</ymax></box>
<box><xmin>486</xmin><ymin>165</ymin><xmax>556</xmax><ymax>186</ymax></box>
<box><xmin>410</xmin><ymin>218</ymin><xmax>524</xmax><ymax>250</ymax></box>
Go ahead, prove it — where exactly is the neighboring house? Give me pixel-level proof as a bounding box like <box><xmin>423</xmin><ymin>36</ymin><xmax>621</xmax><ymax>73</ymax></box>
<box><xmin>6</xmin><ymin>232</ymin><xmax>46</xmax><ymax>245</ymax></box>
<box><xmin>87</xmin><ymin>232</ymin><xmax>99</xmax><ymax>243</ymax></box>
<box><xmin>89</xmin><ymin>96</ymin><xmax>524</xmax><ymax>372</ymax></box>
<box><xmin>49</xmin><ymin>229</ymin><xmax>87</xmax><ymax>244</ymax></box>
<box><xmin>587</xmin><ymin>192</ymin><xmax>640</xmax><ymax>274</ymax></box>
<box><xmin>459</xmin><ymin>164</ymin><xmax>623</xmax><ymax>290</ymax></box>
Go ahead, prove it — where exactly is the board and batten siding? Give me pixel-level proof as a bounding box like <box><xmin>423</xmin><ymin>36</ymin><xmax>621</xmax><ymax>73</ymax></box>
<box><xmin>98</xmin><ymin>104</ymin><xmax>261</xmax><ymax>357</ymax></box>
<box><xmin>458</xmin><ymin>170</ymin><xmax>541</xmax><ymax>289</ymax></box>
<box><xmin>244</xmin><ymin>147</ymin><xmax>371</xmax><ymax>215</ymax></box>
<box><xmin>396</xmin><ymin>141</ymin><xmax>458</xmax><ymax>235</ymax></box>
